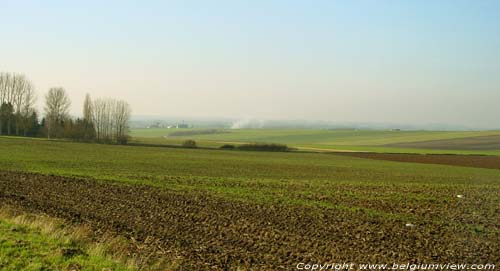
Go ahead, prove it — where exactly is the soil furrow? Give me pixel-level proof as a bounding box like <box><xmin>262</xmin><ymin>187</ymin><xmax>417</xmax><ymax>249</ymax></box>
<box><xmin>0</xmin><ymin>171</ymin><xmax>498</xmax><ymax>270</ymax></box>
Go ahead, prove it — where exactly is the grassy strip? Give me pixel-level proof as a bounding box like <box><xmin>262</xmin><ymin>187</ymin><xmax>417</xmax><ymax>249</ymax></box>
<box><xmin>0</xmin><ymin>206</ymin><xmax>140</xmax><ymax>271</ymax></box>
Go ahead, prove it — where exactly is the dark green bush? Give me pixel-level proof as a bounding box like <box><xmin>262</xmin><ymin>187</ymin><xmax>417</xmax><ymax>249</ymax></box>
<box><xmin>219</xmin><ymin>144</ymin><xmax>236</xmax><ymax>150</ymax></box>
<box><xmin>236</xmin><ymin>143</ymin><xmax>290</xmax><ymax>152</ymax></box>
<box><xmin>182</xmin><ymin>139</ymin><xmax>197</xmax><ymax>148</ymax></box>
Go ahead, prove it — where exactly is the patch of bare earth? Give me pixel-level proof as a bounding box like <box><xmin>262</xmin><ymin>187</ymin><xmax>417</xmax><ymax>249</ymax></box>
<box><xmin>0</xmin><ymin>171</ymin><xmax>498</xmax><ymax>270</ymax></box>
<box><xmin>386</xmin><ymin>135</ymin><xmax>500</xmax><ymax>150</ymax></box>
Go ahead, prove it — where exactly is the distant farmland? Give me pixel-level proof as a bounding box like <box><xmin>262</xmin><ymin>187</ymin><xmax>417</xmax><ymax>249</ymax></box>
<box><xmin>131</xmin><ymin>128</ymin><xmax>500</xmax><ymax>155</ymax></box>
<box><xmin>168</xmin><ymin>129</ymin><xmax>229</xmax><ymax>137</ymax></box>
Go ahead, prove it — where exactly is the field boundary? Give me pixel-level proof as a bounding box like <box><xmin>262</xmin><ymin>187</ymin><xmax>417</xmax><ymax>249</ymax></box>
<box><xmin>334</xmin><ymin>152</ymin><xmax>500</xmax><ymax>170</ymax></box>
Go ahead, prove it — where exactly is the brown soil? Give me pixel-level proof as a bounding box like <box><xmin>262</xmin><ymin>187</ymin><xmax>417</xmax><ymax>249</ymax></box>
<box><xmin>386</xmin><ymin>135</ymin><xmax>500</xmax><ymax>150</ymax></box>
<box><xmin>337</xmin><ymin>152</ymin><xmax>500</xmax><ymax>170</ymax></box>
<box><xmin>0</xmin><ymin>171</ymin><xmax>498</xmax><ymax>270</ymax></box>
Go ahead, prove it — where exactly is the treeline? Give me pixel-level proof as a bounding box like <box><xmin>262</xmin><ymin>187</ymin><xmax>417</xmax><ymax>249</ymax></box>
<box><xmin>88</xmin><ymin>96</ymin><xmax>131</xmax><ymax>144</ymax></box>
<box><xmin>0</xmin><ymin>73</ymin><xmax>38</xmax><ymax>136</ymax></box>
<box><xmin>0</xmin><ymin>72</ymin><xmax>132</xmax><ymax>144</ymax></box>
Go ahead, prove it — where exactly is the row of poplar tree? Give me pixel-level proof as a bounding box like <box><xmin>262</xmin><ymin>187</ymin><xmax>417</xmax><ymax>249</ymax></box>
<box><xmin>0</xmin><ymin>72</ymin><xmax>132</xmax><ymax>144</ymax></box>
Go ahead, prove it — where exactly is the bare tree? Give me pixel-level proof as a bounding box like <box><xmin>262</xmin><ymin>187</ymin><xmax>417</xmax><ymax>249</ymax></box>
<box><xmin>12</xmin><ymin>75</ymin><xmax>34</xmax><ymax>135</ymax></box>
<box><xmin>18</xmin><ymin>85</ymin><xmax>37</xmax><ymax>136</ymax></box>
<box><xmin>0</xmin><ymin>73</ymin><xmax>8</xmax><ymax>104</ymax></box>
<box><xmin>83</xmin><ymin>93</ymin><xmax>92</xmax><ymax>122</ymax></box>
<box><xmin>0</xmin><ymin>73</ymin><xmax>14</xmax><ymax>105</ymax></box>
<box><xmin>91</xmin><ymin>98</ymin><xmax>107</xmax><ymax>142</ymax></box>
<box><xmin>0</xmin><ymin>73</ymin><xmax>36</xmax><ymax>135</ymax></box>
<box><xmin>113</xmin><ymin>100</ymin><xmax>131</xmax><ymax>144</ymax></box>
<box><xmin>91</xmin><ymin>98</ymin><xmax>116</xmax><ymax>142</ymax></box>
<box><xmin>91</xmin><ymin>98</ymin><xmax>131</xmax><ymax>143</ymax></box>
<box><xmin>0</xmin><ymin>73</ymin><xmax>8</xmax><ymax>134</ymax></box>
<box><xmin>0</xmin><ymin>73</ymin><xmax>13</xmax><ymax>134</ymax></box>
<box><xmin>44</xmin><ymin>87</ymin><xmax>71</xmax><ymax>139</ymax></box>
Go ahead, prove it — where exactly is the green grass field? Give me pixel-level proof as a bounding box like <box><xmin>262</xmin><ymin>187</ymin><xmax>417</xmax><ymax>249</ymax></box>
<box><xmin>1</xmin><ymin>136</ymin><xmax>499</xmax><ymax>216</ymax></box>
<box><xmin>130</xmin><ymin>128</ymin><xmax>500</xmax><ymax>155</ymax></box>
<box><xmin>1</xmin><ymin>136</ymin><xmax>499</xmax><ymax>268</ymax></box>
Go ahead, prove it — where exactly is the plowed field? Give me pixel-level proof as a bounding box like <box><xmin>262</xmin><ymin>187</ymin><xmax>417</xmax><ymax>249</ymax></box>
<box><xmin>386</xmin><ymin>135</ymin><xmax>500</xmax><ymax>150</ymax></box>
<box><xmin>1</xmin><ymin>171</ymin><xmax>498</xmax><ymax>270</ymax></box>
<box><xmin>336</xmin><ymin>152</ymin><xmax>500</xmax><ymax>170</ymax></box>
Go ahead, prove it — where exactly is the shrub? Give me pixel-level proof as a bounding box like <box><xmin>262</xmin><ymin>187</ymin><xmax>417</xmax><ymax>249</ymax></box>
<box><xmin>182</xmin><ymin>139</ymin><xmax>197</xmax><ymax>148</ymax></box>
<box><xmin>116</xmin><ymin>135</ymin><xmax>129</xmax><ymax>145</ymax></box>
<box><xmin>219</xmin><ymin>144</ymin><xmax>235</xmax><ymax>150</ymax></box>
<box><xmin>236</xmin><ymin>143</ymin><xmax>290</xmax><ymax>152</ymax></box>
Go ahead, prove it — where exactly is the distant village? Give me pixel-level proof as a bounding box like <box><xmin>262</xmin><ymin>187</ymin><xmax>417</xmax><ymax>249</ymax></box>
<box><xmin>146</xmin><ymin>122</ymin><xmax>190</xmax><ymax>129</ymax></box>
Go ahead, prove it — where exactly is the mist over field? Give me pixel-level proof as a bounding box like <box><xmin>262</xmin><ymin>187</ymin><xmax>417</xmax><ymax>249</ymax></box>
<box><xmin>130</xmin><ymin>115</ymin><xmax>486</xmax><ymax>131</ymax></box>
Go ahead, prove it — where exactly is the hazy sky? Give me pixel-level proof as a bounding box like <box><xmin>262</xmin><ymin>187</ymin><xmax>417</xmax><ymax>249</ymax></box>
<box><xmin>1</xmin><ymin>0</ymin><xmax>499</xmax><ymax>128</ymax></box>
